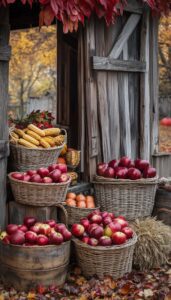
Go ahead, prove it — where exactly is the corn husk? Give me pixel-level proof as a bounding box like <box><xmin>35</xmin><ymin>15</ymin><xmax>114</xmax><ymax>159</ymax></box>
<box><xmin>131</xmin><ymin>217</ymin><xmax>171</xmax><ymax>271</ymax></box>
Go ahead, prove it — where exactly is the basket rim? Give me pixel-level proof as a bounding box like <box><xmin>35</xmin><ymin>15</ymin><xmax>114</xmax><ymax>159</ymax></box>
<box><xmin>93</xmin><ymin>175</ymin><xmax>159</xmax><ymax>185</ymax></box>
<box><xmin>8</xmin><ymin>172</ymin><xmax>71</xmax><ymax>186</ymax></box>
<box><xmin>72</xmin><ymin>233</ymin><xmax>137</xmax><ymax>251</ymax></box>
<box><xmin>10</xmin><ymin>142</ymin><xmax>64</xmax><ymax>151</ymax></box>
<box><xmin>0</xmin><ymin>240</ymin><xmax>71</xmax><ymax>249</ymax></box>
<box><xmin>64</xmin><ymin>204</ymin><xmax>100</xmax><ymax>211</ymax></box>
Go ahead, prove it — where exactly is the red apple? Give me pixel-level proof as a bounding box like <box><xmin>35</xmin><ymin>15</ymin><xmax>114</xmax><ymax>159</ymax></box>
<box><xmin>108</xmin><ymin>212</ymin><xmax>115</xmax><ymax>219</ymax></box>
<box><xmin>45</xmin><ymin>220</ymin><xmax>56</xmax><ymax>228</ymax></box>
<box><xmin>114</xmin><ymin>218</ymin><xmax>128</xmax><ymax>229</ymax></box>
<box><xmin>112</xmin><ymin>232</ymin><xmax>127</xmax><ymax>245</ymax></box>
<box><xmin>97</xmin><ymin>163</ymin><xmax>108</xmax><ymax>176</ymax></box>
<box><xmin>30</xmin><ymin>174</ymin><xmax>43</xmax><ymax>183</ymax></box>
<box><xmin>42</xmin><ymin>177</ymin><xmax>53</xmax><ymax>183</ymax></box>
<box><xmin>104</xmin><ymin>167</ymin><xmax>115</xmax><ymax>178</ymax></box>
<box><xmin>90</xmin><ymin>225</ymin><xmax>104</xmax><ymax>239</ymax></box>
<box><xmin>11</xmin><ymin>172</ymin><xmax>24</xmax><ymax>181</ymax></box>
<box><xmin>80</xmin><ymin>218</ymin><xmax>90</xmax><ymax>231</ymax></box>
<box><xmin>30</xmin><ymin>224</ymin><xmax>41</xmax><ymax>234</ymax></box>
<box><xmin>37</xmin><ymin>167</ymin><xmax>49</xmax><ymax>178</ymax></box>
<box><xmin>127</xmin><ymin>168</ymin><xmax>142</xmax><ymax>180</ymax></box>
<box><xmin>103</xmin><ymin>216</ymin><xmax>113</xmax><ymax>226</ymax></box>
<box><xmin>134</xmin><ymin>159</ymin><xmax>141</xmax><ymax>169</ymax></box>
<box><xmin>37</xmin><ymin>235</ymin><xmax>49</xmax><ymax>246</ymax></box>
<box><xmin>82</xmin><ymin>236</ymin><xmax>90</xmax><ymax>244</ymax></box>
<box><xmin>121</xmin><ymin>227</ymin><xmax>133</xmax><ymax>239</ymax></box>
<box><xmin>88</xmin><ymin>223</ymin><xmax>99</xmax><ymax>235</ymax></box>
<box><xmin>56</xmin><ymin>164</ymin><xmax>67</xmax><ymax>173</ymax></box>
<box><xmin>87</xmin><ymin>210</ymin><xmax>101</xmax><ymax>220</ymax></box>
<box><xmin>99</xmin><ymin>236</ymin><xmax>112</xmax><ymax>246</ymax></box>
<box><xmin>138</xmin><ymin>160</ymin><xmax>149</xmax><ymax>171</ymax></box>
<box><xmin>117</xmin><ymin>215</ymin><xmax>126</xmax><ymax>220</ymax></box>
<box><xmin>90</xmin><ymin>214</ymin><xmax>102</xmax><ymax>224</ymax></box>
<box><xmin>2</xmin><ymin>235</ymin><xmax>10</xmax><ymax>244</ymax></box>
<box><xmin>6</xmin><ymin>224</ymin><xmax>18</xmax><ymax>235</ymax></box>
<box><xmin>49</xmin><ymin>232</ymin><xmax>63</xmax><ymax>245</ymax></box>
<box><xmin>143</xmin><ymin>167</ymin><xmax>156</xmax><ymax>178</ymax></box>
<box><xmin>119</xmin><ymin>157</ymin><xmax>131</xmax><ymax>168</ymax></box>
<box><xmin>109</xmin><ymin>222</ymin><xmax>122</xmax><ymax>232</ymax></box>
<box><xmin>27</xmin><ymin>170</ymin><xmax>37</xmax><ymax>176</ymax></box>
<box><xmin>25</xmin><ymin>231</ymin><xmax>38</xmax><ymax>244</ymax></box>
<box><xmin>88</xmin><ymin>238</ymin><xmax>98</xmax><ymax>246</ymax></box>
<box><xmin>58</xmin><ymin>174</ymin><xmax>70</xmax><ymax>183</ymax></box>
<box><xmin>24</xmin><ymin>217</ymin><xmax>37</xmax><ymax>228</ymax></box>
<box><xmin>18</xmin><ymin>225</ymin><xmax>28</xmax><ymax>233</ymax></box>
<box><xmin>108</xmin><ymin>159</ymin><xmax>118</xmax><ymax>169</ymax></box>
<box><xmin>115</xmin><ymin>167</ymin><xmax>128</xmax><ymax>179</ymax></box>
<box><xmin>48</xmin><ymin>164</ymin><xmax>59</xmax><ymax>172</ymax></box>
<box><xmin>23</xmin><ymin>175</ymin><xmax>31</xmax><ymax>182</ymax></box>
<box><xmin>62</xmin><ymin>229</ymin><xmax>72</xmax><ymax>241</ymax></box>
<box><xmin>49</xmin><ymin>169</ymin><xmax>61</xmax><ymax>182</ymax></box>
<box><xmin>55</xmin><ymin>223</ymin><xmax>66</xmax><ymax>234</ymax></box>
<box><xmin>10</xmin><ymin>230</ymin><xmax>25</xmax><ymax>245</ymax></box>
<box><xmin>71</xmin><ymin>224</ymin><xmax>85</xmax><ymax>237</ymax></box>
<box><xmin>101</xmin><ymin>212</ymin><xmax>109</xmax><ymax>219</ymax></box>
<box><xmin>39</xmin><ymin>224</ymin><xmax>51</xmax><ymax>235</ymax></box>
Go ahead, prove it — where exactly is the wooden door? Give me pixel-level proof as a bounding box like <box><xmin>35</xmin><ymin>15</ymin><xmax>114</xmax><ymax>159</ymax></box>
<box><xmin>0</xmin><ymin>8</ymin><xmax>10</xmax><ymax>229</ymax></box>
<box><xmin>82</xmin><ymin>1</ymin><xmax>158</xmax><ymax>178</ymax></box>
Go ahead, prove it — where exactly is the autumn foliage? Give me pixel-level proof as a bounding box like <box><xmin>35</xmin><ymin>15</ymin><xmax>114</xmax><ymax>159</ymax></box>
<box><xmin>1</xmin><ymin>0</ymin><xmax>171</xmax><ymax>33</ymax></box>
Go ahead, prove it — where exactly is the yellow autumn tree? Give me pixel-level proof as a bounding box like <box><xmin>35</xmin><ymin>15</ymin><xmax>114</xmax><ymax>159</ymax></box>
<box><xmin>9</xmin><ymin>25</ymin><xmax>56</xmax><ymax>117</ymax></box>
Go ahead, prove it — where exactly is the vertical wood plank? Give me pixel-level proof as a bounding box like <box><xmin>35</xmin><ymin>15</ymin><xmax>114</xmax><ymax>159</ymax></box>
<box><xmin>0</xmin><ymin>7</ymin><xmax>9</xmax><ymax>230</ymax></box>
<box><xmin>140</xmin><ymin>9</ymin><xmax>150</xmax><ymax>160</ymax></box>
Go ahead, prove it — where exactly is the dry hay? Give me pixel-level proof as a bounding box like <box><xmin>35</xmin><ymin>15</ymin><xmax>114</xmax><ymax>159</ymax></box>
<box><xmin>131</xmin><ymin>217</ymin><xmax>171</xmax><ymax>271</ymax></box>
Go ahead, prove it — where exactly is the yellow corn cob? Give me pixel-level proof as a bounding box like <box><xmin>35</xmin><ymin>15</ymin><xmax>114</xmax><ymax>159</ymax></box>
<box><xmin>39</xmin><ymin>138</ymin><xmax>51</xmax><ymax>148</ymax></box>
<box><xmin>18</xmin><ymin>138</ymin><xmax>38</xmax><ymax>148</ymax></box>
<box><xmin>11</xmin><ymin>132</ymin><xmax>19</xmax><ymax>139</ymax></box>
<box><xmin>14</xmin><ymin>128</ymin><xmax>24</xmax><ymax>137</ymax></box>
<box><xmin>44</xmin><ymin>137</ymin><xmax>55</xmax><ymax>147</ymax></box>
<box><xmin>43</xmin><ymin>128</ymin><xmax>61</xmax><ymax>136</ymax></box>
<box><xmin>23</xmin><ymin>133</ymin><xmax>40</xmax><ymax>146</ymax></box>
<box><xmin>27</xmin><ymin>124</ymin><xmax>45</xmax><ymax>137</ymax></box>
<box><xmin>26</xmin><ymin>130</ymin><xmax>41</xmax><ymax>141</ymax></box>
<box><xmin>54</xmin><ymin>135</ymin><xmax>65</xmax><ymax>146</ymax></box>
<box><xmin>10</xmin><ymin>137</ymin><xmax>18</xmax><ymax>144</ymax></box>
<box><xmin>23</xmin><ymin>128</ymin><xmax>28</xmax><ymax>133</ymax></box>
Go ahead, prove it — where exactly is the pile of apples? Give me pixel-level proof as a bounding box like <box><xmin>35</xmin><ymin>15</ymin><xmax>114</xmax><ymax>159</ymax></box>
<box><xmin>97</xmin><ymin>157</ymin><xmax>157</xmax><ymax>180</ymax></box>
<box><xmin>71</xmin><ymin>210</ymin><xmax>134</xmax><ymax>246</ymax></box>
<box><xmin>0</xmin><ymin>217</ymin><xmax>72</xmax><ymax>246</ymax></box>
<box><xmin>11</xmin><ymin>163</ymin><xmax>70</xmax><ymax>184</ymax></box>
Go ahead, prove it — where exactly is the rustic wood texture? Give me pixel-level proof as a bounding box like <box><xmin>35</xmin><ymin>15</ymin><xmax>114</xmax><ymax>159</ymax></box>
<box><xmin>152</xmin><ymin>154</ymin><xmax>171</xmax><ymax>177</ymax></box>
<box><xmin>93</xmin><ymin>57</ymin><xmax>146</xmax><ymax>72</ymax></box>
<box><xmin>0</xmin><ymin>7</ymin><xmax>10</xmax><ymax>230</ymax></box>
<box><xmin>153</xmin><ymin>189</ymin><xmax>171</xmax><ymax>226</ymax></box>
<box><xmin>8</xmin><ymin>201</ymin><xmax>57</xmax><ymax>224</ymax></box>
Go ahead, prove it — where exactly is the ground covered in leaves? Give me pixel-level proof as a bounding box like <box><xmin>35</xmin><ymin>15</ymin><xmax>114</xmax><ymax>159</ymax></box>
<box><xmin>0</xmin><ymin>266</ymin><xmax>170</xmax><ymax>300</ymax></box>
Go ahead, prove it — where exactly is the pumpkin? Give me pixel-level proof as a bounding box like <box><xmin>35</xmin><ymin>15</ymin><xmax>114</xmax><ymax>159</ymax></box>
<box><xmin>66</xmin><ymin>192</ymin><xmax>76</xmax><ymax>200</ymax></box>
<box><xmin>57</xmin><ymin>157</ymin><xmax>66</xmax><ymax>164</ymax></box>
<box><xmin>87</xmin><ymin>202</ymin><xmax>95</xmax><ymax>209</ymax></box>
<box><xmin>77</xmin><ymin>201</ymin><xmax>86</xmax><ymax>208</ymax></box>
<box><xmin>76</xmin><ymin>194</ymin><xmax>86</xmax><ymax>202</ymax></box>
<box><xmin>66</xmin><ymin>198</ymin><xmax>76</xmax><ymax>207</ymax></box>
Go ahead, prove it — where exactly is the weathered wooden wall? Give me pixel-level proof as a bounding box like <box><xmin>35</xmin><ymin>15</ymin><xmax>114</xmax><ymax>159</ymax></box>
<box><xmin>0</xmin><ymin>8</ymin><xmax>10</xmax><ymax>229</ymax></box>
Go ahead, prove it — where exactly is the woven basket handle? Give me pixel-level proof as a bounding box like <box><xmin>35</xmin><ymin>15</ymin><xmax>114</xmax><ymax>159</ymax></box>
<box><xmin>158</xmin><ymin>177</ymin><xmax>171</xmax><ymax>185</ymax></box>
<box><xmin>55</xmin><ymin>203</ymin><xmax>68</xmax><ymax>227</ymax></box>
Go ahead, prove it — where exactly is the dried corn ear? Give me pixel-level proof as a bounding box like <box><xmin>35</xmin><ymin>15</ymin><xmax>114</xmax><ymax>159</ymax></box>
<box><xmin>26</xmin><ymin>130</ymin><xmax>41</xmax><ymax>141</ymax></box>
<box><xmin>27</xmin><ymin>124</ymin><xmax>45</xmax><ymax>137</ymax></box>
<box><xmin>43</xmin><ymin>128</ymin><xmax>61</xmax><ymax>136</ymax></box>
<box><xmin>14</xmin><ymin>128</ymin><xmax>24</xmax><ymax>137</ymax></box>
<box><xmin>44</xmin><ymin>137</ymin><xmax>55</xmax><ymax>147</ymax></box>
<box><xmin>23</xmin><ymin>133</ymin><xmax>40</xmax><ymax>146</ymax></box>
<box><xmin>39</xmin><ymin>138</ymin><xmax>51</xmax><ymax>148</ymax></box>
<box><xmin>11</xmin><ymin>132</ymin><xmax>19</xmax><ymax>139</ymax></box>
<box><xmin>18</xmin><ymin>138</ymin><xmax>38</xmax><ymax>148</ymax></box>
<box><xmin>54</xmin><ymin>135</ymin><xmax>65</xmax><ymax>146</ymax></box>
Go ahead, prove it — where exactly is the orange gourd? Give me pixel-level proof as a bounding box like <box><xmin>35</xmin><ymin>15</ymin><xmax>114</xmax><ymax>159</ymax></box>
<box><xmin>76</xmin><ymin>194</ymin><xmax>86</xmax><ymax>202</ymax></box>
<box><xmin>57</xmin><ymin>157</ymin><xmax>66</xmax><ymax>164</ymax></box>
<box><xmin>77</xmin><ymin>201</ymin><xmax>86</xmax><ymax>208</ymax></box>
<box><xmin>66</xmin><ymin>192</ymin><xmax>76</xmax><ymax>200</ymax></box>
<box><xmin>66</xmin><ymin>198</ymin><xmax>76</xmax><ymax>207</ymax></box>
<box><xmin>86</xmin><ymin>202</ymin><xmax>95</xmax><ymax>208</ymax></box>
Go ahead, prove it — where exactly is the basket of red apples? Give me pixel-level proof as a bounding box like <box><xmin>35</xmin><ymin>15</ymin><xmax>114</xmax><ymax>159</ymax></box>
<box><xmin>8</xmin><ymin>163</ymin><xmax>71</xmax><ymax>206</ymax></box>
<box><xmin>93</xmin><ymin>157</ymin><xmax>158</xmax><ymax>220</ymax></box>
<box><xmin>72</xmin><ymin>210</ymin><xmax>137</xmax><ymax>279</ymax></box>
<box><xmin>0</xmin><ymin>213</ymin><xmax>72</xmax><ymax>291</ymax></box>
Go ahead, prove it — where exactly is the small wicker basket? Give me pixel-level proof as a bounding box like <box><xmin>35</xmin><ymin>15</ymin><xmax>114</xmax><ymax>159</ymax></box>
<box><xmin>93</xmin><ymin>175</ymin><xmax>158</xmax><ymax>220</ymax></box>
<box><xmin>8</xmin><ymin>173</ymin><xmax>71</xmax><ymax>207</ymax></box>
<box><xmin>64</xmin><ymin>205</ymin><xmax>100</xmax><ymax>225</ymax></box>
<box><xmin>73</xmin><ymin>233</ymin><xmax>137</xmax><ymax>279</ymax></box>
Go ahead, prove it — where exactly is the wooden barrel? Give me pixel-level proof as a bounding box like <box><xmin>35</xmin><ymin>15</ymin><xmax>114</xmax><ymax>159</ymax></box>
<box><xmin>153</xmin><ymin>188</ymin><xmax>171</xmax><ymax>226</ymax></box>
<box><xmin>0</xmin><ymin>241</ymin><xmax>70</xmax><ymax>291</ymax></box>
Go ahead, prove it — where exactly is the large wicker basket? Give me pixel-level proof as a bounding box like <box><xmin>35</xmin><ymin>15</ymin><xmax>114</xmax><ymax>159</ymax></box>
<box><xmin>8</xmin><ymin>173</ymin><xmax>71</xmax><ymax>206</ymax></box>
<box><xmin>93</xmin><ymin>175</ymin><xmax>158</xmax><ymax>220</ymax></box>
<box><xmin>73</xmin><ymin>233</ymin><xmax>137</xmax><ymax>279</ymax></box>
<box><xmin>64</xmin><ymin>204</ymin><xmax>100</xmax><ymax>225</ymax></box>
<box><xmin>10</xmin><ymin>143</ymin><xmax>64</xmax><ymax>172</ymax></box>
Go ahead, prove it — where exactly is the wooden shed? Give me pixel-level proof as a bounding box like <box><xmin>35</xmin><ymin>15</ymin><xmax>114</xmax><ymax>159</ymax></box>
<box><xmin>0</xmin><ymin>0</ymin><xmax>170</xmax><ymax>229</ymax></box>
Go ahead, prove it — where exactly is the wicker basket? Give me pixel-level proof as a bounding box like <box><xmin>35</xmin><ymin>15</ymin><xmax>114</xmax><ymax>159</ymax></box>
<box><xmin>73</xmin><ymin>233</ymin><xmax>137</xmax><ymax>279</ymax></box>
<box><xmin>93</xmin><ymin>175</ymin><xmax>158</xmax><ymax>220</ymax></box>
<box><xmin>8</xmin><ymin>173</ymin><xmax>71</xmax><ymax>206</ymax></box>
<box><xmin>64</xmin><ymin>204</ymin><xmax>100</xmax><ymax>225</ymax></box>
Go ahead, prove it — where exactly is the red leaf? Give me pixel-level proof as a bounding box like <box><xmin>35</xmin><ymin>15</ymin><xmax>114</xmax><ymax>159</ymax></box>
<box><xmin>42</xmin><ymin>5</ymin><xmax>55</xmax><ymax>26</ymax></box>
<box><xmin>50</xmin><ymin>0</ymin><xmax>59</xmax><ymax>15</ymax></box>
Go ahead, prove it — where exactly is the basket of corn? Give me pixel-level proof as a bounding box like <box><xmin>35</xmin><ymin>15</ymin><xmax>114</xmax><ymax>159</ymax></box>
<box><xmin>9</xmin><ymin>124</ymin><xmax>67</xmax><ymax>172</ymax></box>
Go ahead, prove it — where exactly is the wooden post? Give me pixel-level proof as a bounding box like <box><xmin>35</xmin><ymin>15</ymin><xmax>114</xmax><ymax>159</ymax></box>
<box><xmin>0</xmin><ymin>7</ymin><xmax>10</xmax><ymax>230</ymax></box>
